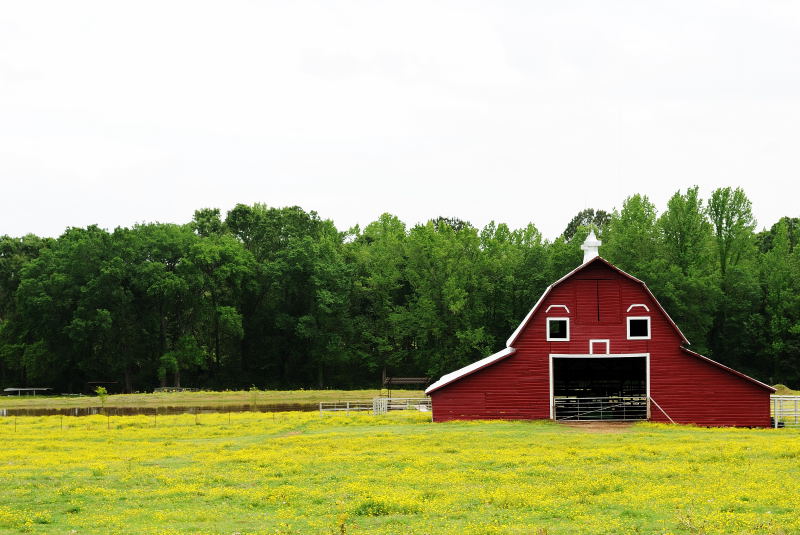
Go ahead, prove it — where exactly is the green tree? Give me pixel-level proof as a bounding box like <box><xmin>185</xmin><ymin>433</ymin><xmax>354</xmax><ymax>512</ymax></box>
<box><xmin>131</xmin><ymin>223</ymin><xmax>201</xmax><ymax>387</ymax></box>
<box><xmin>707</xmin><ymin>187</ymin><xmax>756</xmax><ymax>276</ymax></box>
<box><xmin>601</xmin><ymin>194</ymin><xmax>659</xmax><ymax>280</ymax></box>
<box><xmin>225</xmin><ymin>204</ymin><xmax>354</xmax><ymax>387</ymax></box>
<box><xmin>0</xmin><ymin>234</ymin><xmax>52</xmax><ymax>387</ymax></box>
<box><xmin>561</xmin><ymin>208</ymin><xmax>611</xmax><ymax>241</ymax></box>
<box><xmin>757</xmin><ymin>217</ymin><xmax>800</xmax><ymax>253</ymax></box>
<box><xmin>2</xmin><ymin>195</ymin><xmax>795</xmax><ymax>391</ymax></box>
<box><xmin>349</xmin><ymin>214</ymin><xmax>410</xmax><ymax>380</ymax></box>
<box><xmin>659</xmin><ymin>187</ymin><xmax>713</xmax><ymax>276</ymax></box>
<box><xmin>180</xmin><ymin>234</ymin><xmax>254</xmax><ymax>386</ymax></box>
<box><xmin>653</xmin><ymin>187</ymin><xmax>719</xmax><ymax>354</ymax></box>
<box><xmin>192</xmin><ymin>208</ymin><xmax>225</xmax><ymax>237</ymax></box>
<box><xmin>10</xmin><ymin>226</ymin><xmax>114</xmax><ymax>390</ymax></box>
<box><xmin>398</xmin><ymin>220</ymin><xmax>493</xmax><ymax>377</ymax></box>
<box><xmin>705</xmin><ymin>187</ymin><xmax>760</xmax><ymax>371</ymax></box>
<box><xmin>760</xmin><ymin>220</ymin><xmax>800</xmax><ymax>385</ymax></box>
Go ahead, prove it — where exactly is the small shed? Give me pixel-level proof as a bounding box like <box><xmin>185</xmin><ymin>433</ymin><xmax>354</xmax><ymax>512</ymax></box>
<box><xmin>426</xmin><ymin>232</ymin><xmax>774</xmax><ymax>427</ymax></box>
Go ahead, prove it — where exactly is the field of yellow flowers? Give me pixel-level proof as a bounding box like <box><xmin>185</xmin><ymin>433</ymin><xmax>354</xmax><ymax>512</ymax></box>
<box><xmin>1</xmin><ymin>412</ymin><xmax>799</xmax><ymax>535</ymax></box>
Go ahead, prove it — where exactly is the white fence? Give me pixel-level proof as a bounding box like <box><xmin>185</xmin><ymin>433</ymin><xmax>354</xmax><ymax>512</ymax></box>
<box><xmin>319</xmin><ymin>397</ymin><xmax>431</xmax><ymax>415</ymax></box>
<box><xmin>772</xmin><ymin>395</ymin><xmax>800</xmax><ymax>428</ymax></box>
<box><xmin>553</xmin><ymin>396</ymin><xmax>648</xmax><ymax>421</ymax></box>
<box><xmin>373</xmin><ymin>397</ymin><xmax>431</xmax><ymax>415</ymax></box>
<box><xmin>318</xmin><ymin>400</ymin><xmax>373</xmax><ymax>415</ymax></box>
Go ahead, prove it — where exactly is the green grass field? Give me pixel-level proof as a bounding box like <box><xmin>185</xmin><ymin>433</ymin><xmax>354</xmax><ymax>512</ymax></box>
<box><xmin>0</xmin><ymin>389</ymin><xmax>425</xmax><ymax>410</ymax></box>
<box><xmin>2</xmin><ymin>412</ymin><xmax>799</xmax><ymax>535</ymax></box>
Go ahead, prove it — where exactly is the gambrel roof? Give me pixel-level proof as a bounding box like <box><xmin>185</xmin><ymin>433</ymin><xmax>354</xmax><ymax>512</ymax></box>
<box><xmin>505</xmin><ymin>256</ymin><xmax>689</xmax><ymax>347</ymax></box>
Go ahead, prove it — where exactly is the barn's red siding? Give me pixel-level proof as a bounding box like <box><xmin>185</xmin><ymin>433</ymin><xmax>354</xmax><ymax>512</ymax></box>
<box><xmin>430</xmin><ymin>258</ymin><xmax>773</xmax><ymax>427</ymax></box>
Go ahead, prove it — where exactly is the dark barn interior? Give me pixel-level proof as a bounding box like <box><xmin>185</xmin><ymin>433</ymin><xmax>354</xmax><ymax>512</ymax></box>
<box><xmin>552</xmin><ymin>356</ymin><xmax>647</xmax><ymax>420</ymax></box>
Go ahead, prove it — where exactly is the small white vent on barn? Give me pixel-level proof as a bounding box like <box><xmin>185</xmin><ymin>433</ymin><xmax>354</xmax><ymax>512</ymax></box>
<box><xmin>581</xmin><ymin>230</ymin><xmax>601</xmax><ymax>263</ymax></box>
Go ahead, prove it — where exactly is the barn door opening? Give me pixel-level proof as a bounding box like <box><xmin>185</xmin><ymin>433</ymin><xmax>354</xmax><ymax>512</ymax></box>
<box><xmin>551</xmin><ymin>356</ymin><xmax>648</xmax><ymax>421</ymax></box>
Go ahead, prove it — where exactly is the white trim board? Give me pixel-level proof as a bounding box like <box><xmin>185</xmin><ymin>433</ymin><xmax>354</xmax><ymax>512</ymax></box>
<box><xmin>627</xmin><ymin>316</ymin><xmax>651</xmax><ymax>340</ymax></box>
<box><xmin>589</xmin><ymin>339</ymin><xmax>610</xmax><ymax>354</ymax></box>
<box><xmin>546</xmin><ymin>317</ymin><xmax>570</xmax><ymax>341</ymax></box>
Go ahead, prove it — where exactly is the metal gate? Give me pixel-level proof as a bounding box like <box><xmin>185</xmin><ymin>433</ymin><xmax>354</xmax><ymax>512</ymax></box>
<box><xmin>772</xmin><ymin>395</ymin><xmax>800</xmax><ymax>428</ymax></box>
<box><xmin>554</xmin><ymin>396</ymin><xmax>648</xmax><ymax>421</ymax></box>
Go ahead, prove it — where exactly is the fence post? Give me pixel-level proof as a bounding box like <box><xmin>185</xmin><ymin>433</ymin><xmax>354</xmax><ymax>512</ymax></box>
<box><xmin>774</xmin><ymin>398</ymin><xmax>779</xmax><ymax>429</ymax></box>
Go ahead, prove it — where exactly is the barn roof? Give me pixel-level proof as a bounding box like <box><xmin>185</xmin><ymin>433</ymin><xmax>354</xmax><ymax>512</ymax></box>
<box><xmin>680</xmin><ymin>347</ymin><xmax>775</xmax><ymax>392</ymax></box>
<box><xmin>506</xmin><ymin>256</ymin><xmax>689</xmax><ymax>347</ymax></box>
<box><xmin>425</xmin><ymin>347</ymin><xmax>515</xmax><ymax>395</ymax></box>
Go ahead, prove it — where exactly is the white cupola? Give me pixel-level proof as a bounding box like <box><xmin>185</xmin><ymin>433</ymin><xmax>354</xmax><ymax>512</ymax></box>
<box><xmin>581</xmin><ymin>229</ymin><xmax>601</xmax><ymax>263</ymax></box>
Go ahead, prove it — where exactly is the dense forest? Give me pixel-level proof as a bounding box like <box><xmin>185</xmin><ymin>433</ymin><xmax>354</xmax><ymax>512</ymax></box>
<box><xmin>1</xmin><ymin>186</ymin><xmax>798</xmax><ymax>393</ymax></box>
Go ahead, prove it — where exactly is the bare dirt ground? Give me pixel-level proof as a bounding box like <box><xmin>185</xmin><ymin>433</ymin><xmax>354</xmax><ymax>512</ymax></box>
<box><xmin>558</xmin><ymin>421</ymin><xmax>636</xmax><ymax>433</ymax></box>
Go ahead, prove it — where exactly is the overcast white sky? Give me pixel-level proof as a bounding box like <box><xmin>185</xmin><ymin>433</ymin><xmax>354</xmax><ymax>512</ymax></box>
<box><xmin>2</xmin><ymin>1</ymin><xmax>799</xmax><ymax>240</ymax></box>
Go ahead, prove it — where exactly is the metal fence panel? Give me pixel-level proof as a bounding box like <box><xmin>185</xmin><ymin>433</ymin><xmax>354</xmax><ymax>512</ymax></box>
<box><xmin>554</xmin><ymin>396</ymin><xmax>648</xmax><ymax>421</ymax></box>
<box><xmin>771</xmin><ymin>395</ymin><xmax>800</xmax><ymax>428</ymax></box>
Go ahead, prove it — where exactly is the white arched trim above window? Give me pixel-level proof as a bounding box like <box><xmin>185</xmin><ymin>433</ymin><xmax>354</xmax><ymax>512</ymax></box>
<box><xmin>546</xmin><ymin>304</ymin><xmax>570</xmax><ymax>314</ymax></box>
<box><xmin>626</xmin><ymin>304</ymin><xmax>650</xmax><ymax>313</ymax></box>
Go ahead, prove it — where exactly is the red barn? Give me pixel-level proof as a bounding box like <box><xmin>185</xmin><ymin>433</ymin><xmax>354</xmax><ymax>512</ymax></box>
<box><xmin>426</xmin><ymin>232</ymin><xmax>774</xmax><ymax>427</ymax></box>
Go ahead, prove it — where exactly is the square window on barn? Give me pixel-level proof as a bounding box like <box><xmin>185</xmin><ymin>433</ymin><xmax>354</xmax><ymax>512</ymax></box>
<box><xmin>627</xmin><ymin>317</ymin><xmax>650</xmax><ymax>339</ymax></box>
<box><xmin>547</xmin><ymin>318</ymin><xmax>569</xmax><ymax>341</ymax></box>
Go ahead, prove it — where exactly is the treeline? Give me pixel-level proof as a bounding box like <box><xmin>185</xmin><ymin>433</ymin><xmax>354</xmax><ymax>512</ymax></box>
<box><xmin>0</xmin><ymin>187</ymin><xmax>798</xmax><ymax>392</ymax></box>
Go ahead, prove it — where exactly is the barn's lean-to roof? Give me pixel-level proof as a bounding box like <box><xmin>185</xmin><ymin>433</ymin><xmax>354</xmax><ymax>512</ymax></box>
<box><xmin>680</xmin><ymin>347</ymin><xmax>775</xmax><ymax>392</ymax></box>
<box><xmin>506</xmin><ymin>256</ymin><xmax>689</xmax><ymax>347</ymax></box>
<box><xmin>425</xmin><ymin>347</ymin><xmax>515</xmax><ymax>395</ymax></box>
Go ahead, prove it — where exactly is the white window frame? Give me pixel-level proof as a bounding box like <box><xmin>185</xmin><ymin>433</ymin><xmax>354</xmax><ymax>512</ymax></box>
<box><xmin>546</xmin><ymin>304</ymin><xmax>570</xmax><ymax>313</ymax></box>
<box><xmin>547</xmin><ymin>317</ymin><xmax>570</xmax><ymax>341</ymax></box>
<box><xmin>589</xmin><ymin>339</ymin><xmax>610</xmax><ymax>354</ymax></box>
<box><xmin>627</xmin><ymin>316</ymin><xmax>651</xmax><ymax>340</ymax></box>
<box><xmin>626</xmin><ymin>304</ymin><xmax>650</xmax><ymax>313</ymax></box>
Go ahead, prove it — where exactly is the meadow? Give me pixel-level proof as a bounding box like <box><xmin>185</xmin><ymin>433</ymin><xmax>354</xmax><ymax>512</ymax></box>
<box><xmin>1</xmin><ymin>412</ymin><xmax>799</xmax><ymax>535</ymax></box>
<box><xmin>0</xmin><ymin>390</ymin><xmax>425</xmax><ymax>411</ymax></box>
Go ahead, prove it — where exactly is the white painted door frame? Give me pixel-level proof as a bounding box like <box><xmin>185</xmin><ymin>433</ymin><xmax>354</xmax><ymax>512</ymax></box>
<box><xmin>548</xmin><ymin>353</ymin><xmax>650</xmax><ymax>420</ymax></box>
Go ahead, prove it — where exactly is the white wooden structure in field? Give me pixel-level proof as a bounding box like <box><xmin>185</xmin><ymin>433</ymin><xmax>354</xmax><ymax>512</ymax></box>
<box><xmin>772</xmin><ymin>395</ymin><xmax>800</xmax><ymax>428</ymax></box>
<box><xmin>318</xmin><ymin>397</ymin><xmax>431</xmax><ymax>415</ymax></box>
